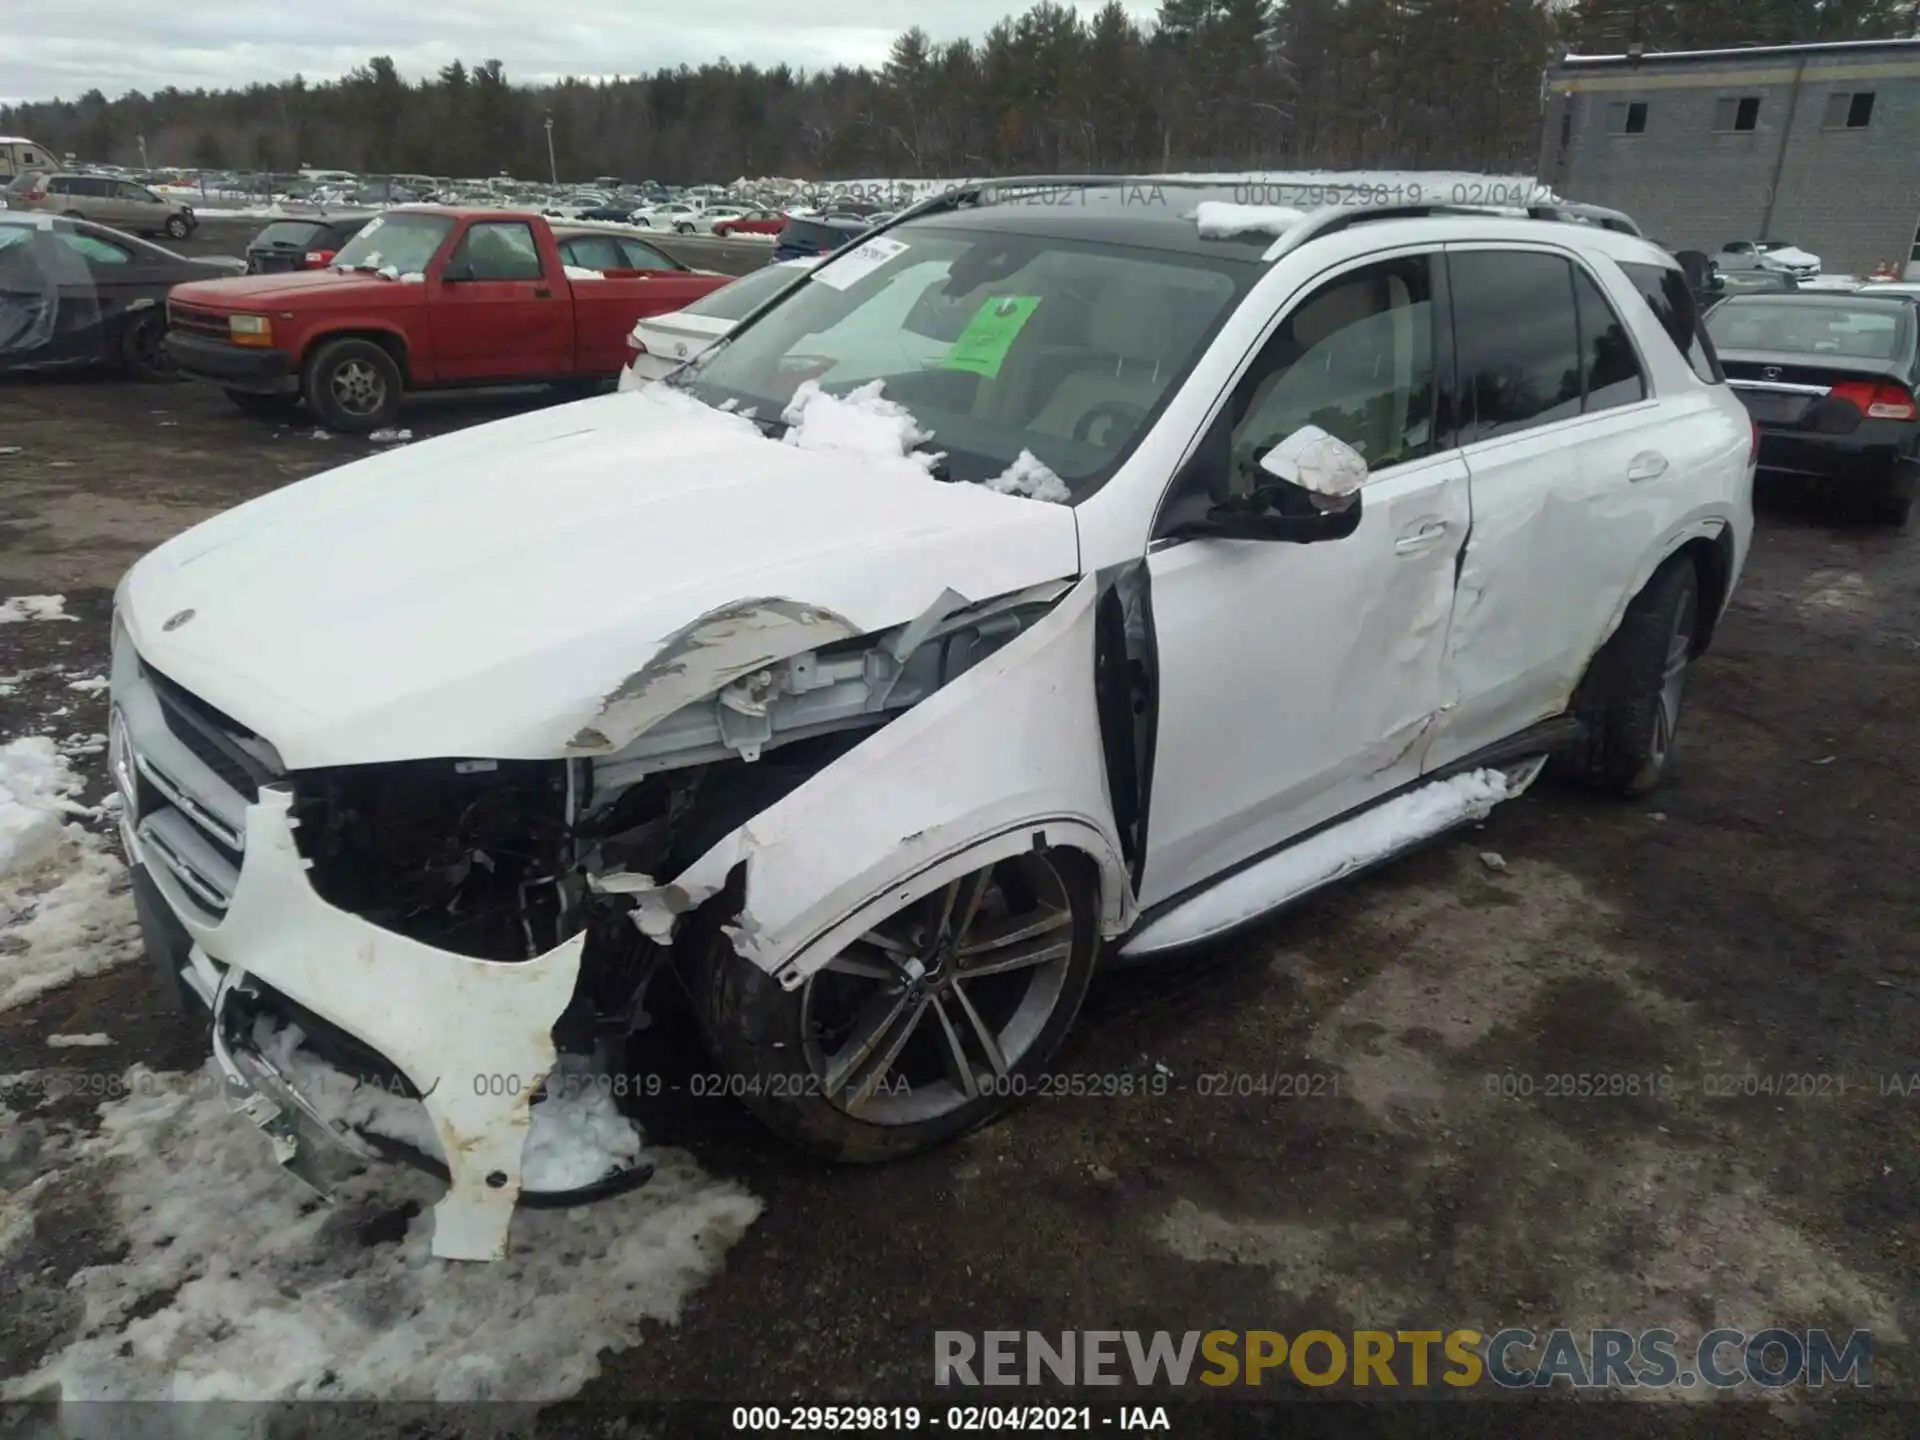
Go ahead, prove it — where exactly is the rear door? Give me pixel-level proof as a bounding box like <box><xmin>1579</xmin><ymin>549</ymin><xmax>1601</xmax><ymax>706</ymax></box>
<box><xmin>429</xmin><ymin>219</ymin><xmax>573</xmax><ymax>380</ymax></box>
<box><xmin>1424</xmin><ymin>245</ymin><xmax>1689</xmax><ymax>771</ymax></box>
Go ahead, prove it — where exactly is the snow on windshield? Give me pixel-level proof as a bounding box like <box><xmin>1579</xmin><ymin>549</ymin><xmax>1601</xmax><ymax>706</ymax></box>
<box><xmin>781</xmin><ymin>379</ymin><xmax>942</xmax><ymax>483</ymax></box>
<box><xmin>332</xmin><ymin>213</ymin><xmax>452</xmax><ymax>274</ymax></box>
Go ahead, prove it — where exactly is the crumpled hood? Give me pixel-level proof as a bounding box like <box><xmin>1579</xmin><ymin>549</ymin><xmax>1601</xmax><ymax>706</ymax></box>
<box><xmin>119</xmin><ymin>387</ymin><xmax>1082</xmax><ymax>769</ymax></box>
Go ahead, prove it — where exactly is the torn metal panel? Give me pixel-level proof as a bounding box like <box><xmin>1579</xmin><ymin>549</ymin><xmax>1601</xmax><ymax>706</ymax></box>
<box><xmin>660</xmin><ymin>575</ymin><xmax>1135</xmax><ymax>982</ymax></box>
<box><xmin>568</xmin><ymin>597</ymin><xmax>860</xmax><ymax>754</ymax></box>
<box><xmin>140</xmin><ymin>785</ymin><xmax>586</xmax><ymax>1261</ymax></box>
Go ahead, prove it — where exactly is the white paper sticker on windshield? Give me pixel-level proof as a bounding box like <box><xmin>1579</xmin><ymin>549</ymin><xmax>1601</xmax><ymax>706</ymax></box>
<box><xmin>813</xmin><ymin>237</ymin><xmax>909</xmax><ymax>291</ymax></box>
<box><xmin>360</xmin><ymin>216</ymin><xmax>385</xmax><ymax>235</ymax></box>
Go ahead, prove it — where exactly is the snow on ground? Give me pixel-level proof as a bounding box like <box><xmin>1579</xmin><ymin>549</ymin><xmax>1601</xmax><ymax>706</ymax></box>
<box><xmin>982</xmin><ymin>450</ymin><xmax>1071</xmax><ymax>504</ymax></box>
<box><xmin>780</xmin><ymin>378</ymin><xmax>941</xmax><ymax>483</ymax></box>
<box><xmin>1</xmin><ymin>1060</ymin><xmax>761</xmax><ymax>1404</ymax></box>
<box><xmin>0</xmin><ymin>594</ymin><xmax>76</xmax><ymax>625</ymax></box>
<box><xmin>44</xmin><ymin>1033</ymin><xmax>113</xmax><ymax>1048</ymax></box>
<box><xmin>0</xmin><ymin>736</ymin><xmax>139</xmax><ymax>1013</ymax></box>
<box><xmin>1126</xmin><ymin>768</ymin><xmax>1512</xmax><ymax>952</ymax></box>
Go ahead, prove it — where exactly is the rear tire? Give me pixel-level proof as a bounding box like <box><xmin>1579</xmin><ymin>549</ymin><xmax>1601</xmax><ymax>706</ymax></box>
<box><xmin>118</xmin><ymin>309</ymin><xmax>172</xmax><ymax>380</ymax></box>
<box><xmin>686</xmin><ymin>848</ymin><xmax>1102</xmax><ymax>1161</ymax></box>
<box><xmin>302</xmin><ymin>337</ymin><xmax>402</xmax><ymax>433</ymax></box>
<box><xmin>1559</xmin><ymin>556</ymin><xmax>1701</xmax><ymax>797</ymax></box>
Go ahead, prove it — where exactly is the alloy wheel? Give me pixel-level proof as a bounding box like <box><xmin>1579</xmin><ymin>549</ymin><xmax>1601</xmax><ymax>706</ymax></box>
<box><xmin>1650</xmin><ymin>584</ymin><xmax>1696</xmax><ymax>766</ymax></box>
<box><xmin>799</xmin><ymin>853</ymin><xmax>1077</xmax><ymax>1125</ymax></box>
<box><xmin>329</xmin><ymin>359</ymin><xmax>386</xmax><ymax>417</ymax></box>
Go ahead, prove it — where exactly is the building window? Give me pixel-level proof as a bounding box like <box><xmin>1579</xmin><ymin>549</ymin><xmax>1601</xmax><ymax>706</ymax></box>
<box><xmin>1713</xmin><ymin>96</ymin><xmax>1760</xmax><ymax>132</ymax></box>
<box><xmin>1823</xmin><ymin>91</ymin><xmax>1875</xmax><ymax>128</ymax></box>
<box><xmin>1606</xmin><ymin>100</ymin><xmax>1649</xmax><ymax>135</ymax></box>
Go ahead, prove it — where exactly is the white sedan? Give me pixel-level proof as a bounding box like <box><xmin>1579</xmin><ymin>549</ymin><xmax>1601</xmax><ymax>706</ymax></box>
<box><xmin>674</xmin><ymin>206</ymin><xmax>750</xmax><ymax>235</ymax></box>
<box><xmin>628</xmin><ymin>202</ymin><xmax>699</xmax><ymax>229</ymax></box>
<box><xmin>619</xmin><ymin>258</ymin><xmax>820</xmax><ymax>384</ymax></box>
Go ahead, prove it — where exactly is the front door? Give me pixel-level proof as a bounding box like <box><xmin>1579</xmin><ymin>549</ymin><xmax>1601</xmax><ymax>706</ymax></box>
<box><xmin>430</xmin><ymin>219</ymin><xmax>573</xmax><ymax>381</ymax></box>
<box><xmin>1138</xmin><ymin>249</ymin><xmax>1470</xmax><ymax>910</ymax></box>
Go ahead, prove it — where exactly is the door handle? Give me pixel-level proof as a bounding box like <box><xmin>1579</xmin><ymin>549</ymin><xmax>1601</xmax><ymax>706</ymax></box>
<box><xmin>533</xmin><ymin>287</ymin><xmax>553</xmax><ymax>299</ymax></box>
<box><xmin>1626</xmin><ymin>451</ymin><xmax>1669</xmax><ymax>482</ymax></box>
<box><xmin>1394</xmin><ymin>521</ymin><xmax>1450</xmax><ymax>554</ymax></box>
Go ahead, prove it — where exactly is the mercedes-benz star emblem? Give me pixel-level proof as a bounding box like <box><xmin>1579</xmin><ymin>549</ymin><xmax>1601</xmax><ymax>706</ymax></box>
<box><xmin>162</xmin><ymin>609</ymin><xmax>196</xmax><ymax>632</ymax></box>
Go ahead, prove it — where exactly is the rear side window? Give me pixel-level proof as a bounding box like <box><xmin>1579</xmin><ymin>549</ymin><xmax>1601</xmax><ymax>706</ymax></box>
<box><xmin>1619</xmin><ymin>261</ymin><xmax>1723</xmax><ymax>383</ymax></box>
<box><xmin>1572</xmin><ymin>265</ymin><xmax>1646</xmax><ymax>411</ymax></box>
<box><xmin>1449</xmin><ymin>250</ymin><xmax>1582</xmax><ymax>441</ymax></box>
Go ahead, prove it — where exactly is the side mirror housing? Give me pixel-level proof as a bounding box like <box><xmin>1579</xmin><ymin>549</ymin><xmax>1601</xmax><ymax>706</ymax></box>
<box><xmin>1256</xmin><ymin>424</ymin><xmax>1368</xmax><ymax>505</ymax></box>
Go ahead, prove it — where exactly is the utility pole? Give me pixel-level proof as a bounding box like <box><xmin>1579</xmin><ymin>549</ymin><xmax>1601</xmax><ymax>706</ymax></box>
<box><xmin>137</xmin><ymin>133</ymin><xmax>149</xmax><ymax>171</ymax></box>
<box><xmin>544</xmin><ymin>114</ymin><xmax>557</xmax><ymax>184</ymax></box>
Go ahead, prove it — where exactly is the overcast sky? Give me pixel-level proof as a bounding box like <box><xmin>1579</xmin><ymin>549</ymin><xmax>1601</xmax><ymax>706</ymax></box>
<box><xmin>3</xmin><ymin>0</ymin><xmax>1165</xmax><ymax>106</ymax></box>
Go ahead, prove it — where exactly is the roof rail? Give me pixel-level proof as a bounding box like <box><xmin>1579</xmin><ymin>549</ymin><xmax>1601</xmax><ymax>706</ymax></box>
<box><xmin>1259</xmin><ymin>199</ymin><xmax>1640</xmax><ymax>261</ymax></box>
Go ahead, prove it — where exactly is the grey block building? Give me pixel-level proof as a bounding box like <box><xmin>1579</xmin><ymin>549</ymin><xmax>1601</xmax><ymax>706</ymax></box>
<box><xmin>1540</xmin><ymin>38</ymin><xmax>1920</xmax><ymax>278</ymax></box>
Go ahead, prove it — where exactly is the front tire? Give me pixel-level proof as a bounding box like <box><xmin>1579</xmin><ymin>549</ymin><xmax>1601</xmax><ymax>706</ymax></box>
<box><xmin>687</xmin><ymin>848</ymin><xmax>1101</xmax><ymax>1161</ymax></box>
<box><xmin>1560</xmin><ymin>556</ymin><xmax>1700</xmax><ymax>796</ymax></box>
<box><xmin>164</xmin><ymin>215</ymin><xmax>190</xmax><ymax>239</ymax></box>
<box><xmin>302</xmin><ymin>337</ymin><xmax>402</xmax><ymax>433</ymax></box>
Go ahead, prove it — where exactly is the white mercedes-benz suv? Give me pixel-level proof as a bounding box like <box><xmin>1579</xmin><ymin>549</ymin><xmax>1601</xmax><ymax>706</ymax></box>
<box><xmin>109</xmin><ymin>182</ymin><xmax>1755</xmax><ymax>1259</ymax></box>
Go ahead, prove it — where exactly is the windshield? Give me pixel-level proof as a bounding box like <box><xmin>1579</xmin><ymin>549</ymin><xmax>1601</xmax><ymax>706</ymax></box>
<box><xmin>253</xmin><ymin>221</ymin><xmax>324</xmax><ymax>248</ymax></box>
<box><xmin>673</xmin><ymin>222</ymin><xmax>1251</xmax><ymax>496</ymax></box>
<box><xmin>681</xmin><ymin>263</ymin><xmax>813</xmax><ymax>322</ymax></box>
<box><xmin>1707</xmin><ymin>302</ymin><xmax>1909</xmax><ymax>361</ymax></box>
<box><xmin>330</xmin><ymin>212</ymin><xmax>453</xmax><ymax>275</ymax></box>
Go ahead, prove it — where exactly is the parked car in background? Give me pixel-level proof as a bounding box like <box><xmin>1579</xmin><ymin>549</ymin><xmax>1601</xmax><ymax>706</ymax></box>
<box><xmin>244</xmin><ymin>214</ymin><xmax>377</xmax><ymax>274</ymax></box>
<box><xmin>678</xmin><ymin>206</ymin><xmax>749</xmax><ymax>235</ymax></box>
<box><xmin>630</xmin><ymin>202</ymin><xmax>700</xmax><ymax>229</ymax></box>
<box><xmin>548</xmin><ymin>223</ymin><xmax>718</xmax><ymax>278</ymax></box>
<box><xmin>1701</xmin><ymin>268</ymin><xmax>1799</xmax><ymax>306</ymax></box>
<box><xmin>772</xmin><ymin>213</ymin><xmax>870</xmax><ymax>261</ymax></box>
<box><xmin>109</xmin><ymin>189</ymin><xmax>1752</xmax><ymax>1263</ymax></box>
<box><xmin>1716</xmin><ymin>239</ymin><xmax>1821</xmax><ymax>281</ymax></box>
<box><xmin>5</xmin><ymin>172</ymin><xmax>198</xmax><ymax>239</ymax></box>
<box><xmin>1707</xmin><ymin>292</ymin><xmax>1918</xmax><ymax>525</ymax></box>
<box><xmin>0</xmin><ymin>212</ymin><xmax>244</xmax><ymax>376</ymax></box>
<box><xmin>711</xmin><ymin>208</ymin><xmax>788</xmax><ymax>238</ymax></box>
<box><xmin>620</xmin><ymin>257</ymin><xmax>819</xmax><ymax>383</ymax></box>
<box><xmin>165</xmin><ymin>207</ymin><xmax>731</xmax><ymax>430</ymax></box>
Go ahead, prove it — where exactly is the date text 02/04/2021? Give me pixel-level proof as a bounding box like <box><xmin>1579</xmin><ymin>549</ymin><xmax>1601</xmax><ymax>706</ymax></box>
<box><xmin>729</xmin><ymin>1405</ymin><xmax>1172</xmax><ymax>1432</ymax></box>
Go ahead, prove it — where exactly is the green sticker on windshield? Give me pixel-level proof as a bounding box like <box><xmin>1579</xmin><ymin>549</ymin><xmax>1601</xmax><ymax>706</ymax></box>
<box><xmin>943</xmin><ymin>296</ymin><xmax>1042</xmax><ymax>378</ymax></box>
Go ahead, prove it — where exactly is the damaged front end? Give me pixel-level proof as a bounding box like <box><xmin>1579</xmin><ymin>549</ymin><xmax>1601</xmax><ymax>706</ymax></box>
<box><xmin>117</xmin><ymin>574</ymin><xmax>1135</xmax><ymax>1259</ymax></box>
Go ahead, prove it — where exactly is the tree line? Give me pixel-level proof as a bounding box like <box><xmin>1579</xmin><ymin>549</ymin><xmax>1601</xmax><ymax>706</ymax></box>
<box><xmin>3</xmin><ymin>0</ymin><xmax>1909</xmax><ymax>185</ymax></box>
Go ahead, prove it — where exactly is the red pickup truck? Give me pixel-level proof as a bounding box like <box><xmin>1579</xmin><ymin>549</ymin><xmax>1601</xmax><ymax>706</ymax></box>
<box><xmin>166</xmin><ymin>208</ymin><xmax>733</xmax><ymax>431</ymax></box>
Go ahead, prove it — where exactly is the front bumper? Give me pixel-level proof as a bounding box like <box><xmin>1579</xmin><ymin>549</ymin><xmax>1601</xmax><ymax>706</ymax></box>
<box><xmin>166</xmin><ymin>331</ymin><xmax>297</xmax><ymax>394</ymax></box>
<box><xmin>113</xmin><ymin>630</ymin><xmax>619</xmax><ymax>1260</ymax></box>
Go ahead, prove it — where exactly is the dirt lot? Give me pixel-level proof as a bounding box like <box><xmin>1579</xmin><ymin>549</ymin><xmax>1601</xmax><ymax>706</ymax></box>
<box><xmin>2</xmin><ymin>355</ymin><xmax>1918</xmax><ymax>1433</ymax></box>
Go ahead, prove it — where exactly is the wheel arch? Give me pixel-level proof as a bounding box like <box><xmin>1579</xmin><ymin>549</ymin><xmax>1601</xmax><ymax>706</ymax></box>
<box><xmin>302</xmin><ymin>325</ymin><xmax>413</xmax><ymax>384</ymax></box>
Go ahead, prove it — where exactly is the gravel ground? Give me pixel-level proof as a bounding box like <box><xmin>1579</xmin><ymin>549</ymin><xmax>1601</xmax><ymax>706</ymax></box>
<box><xmin>2</xmin><ymin>337</ymin><xmax>1917</xmax><ymax>1434</ymax></box>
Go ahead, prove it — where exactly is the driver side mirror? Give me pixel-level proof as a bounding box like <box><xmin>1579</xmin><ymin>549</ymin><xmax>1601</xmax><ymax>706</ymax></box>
<box><xmin>1165</xmin><ymin>426</ymin><xmax>1367</xmax><ymax>544</ymax></box>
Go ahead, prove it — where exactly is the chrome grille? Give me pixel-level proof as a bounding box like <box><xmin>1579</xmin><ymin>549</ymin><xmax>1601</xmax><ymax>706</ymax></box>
<box><xmin>112</xmin><ymin>621</ymin><xmax>277</xmax><ymax>922</ymax></box>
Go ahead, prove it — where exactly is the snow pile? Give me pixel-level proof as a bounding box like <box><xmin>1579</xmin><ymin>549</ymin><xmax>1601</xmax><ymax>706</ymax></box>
<box><xmin>0</xmin><ymin>594</ymin><xmax>76</xmax><ymax>625</ymax></box>
<box><xmin>45</xmin><ymin>1032</ymin><xmax>113</xmax><ymax>1048</ymax></box>
<box><xmin>1191</xmin><ymin>201</ymin><xmax>1306</xmax><ymax>239</ymax></box>
<box><xmin>981</xmin><ymin>450</ymin><xmax>1071</xmax><ymax>504</ymax></box>
<box><xmin>780</xmin><ymin>379</ymin><xmax>942</xmax><ymax>483</ymax></box>
<box><xmin>1125</xmin><ymin>769</ymin><xmax>1513</xmax><ymax>952</ymax></box>
<box><xmin>254</xmin><ymin>1018</ymin><xmax>445</xmax><ymax>1160</ymax></box>
<box><xmin>65</xmin><ymin>676</ymin><xmax>109</xmax><ymax>694</ymax></box>
<box><xmin>0</xmin><ymin>738</ymin><xmax>140</xmax><ymax>1012</ymax></box>
<box><xmin>521</xmin><ymin>1055</ymin><xmax>649</xmax><ymax>1192</ymax></box>
<box><xmin>368</xmin><ymin>428</ymin><xmax>412</xmax><ymax>445</ymax></box>
<box><xmin>3</xmin><ymin>1061</ymin><xmax>761</xmax><ymax>1402</ymax></box>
